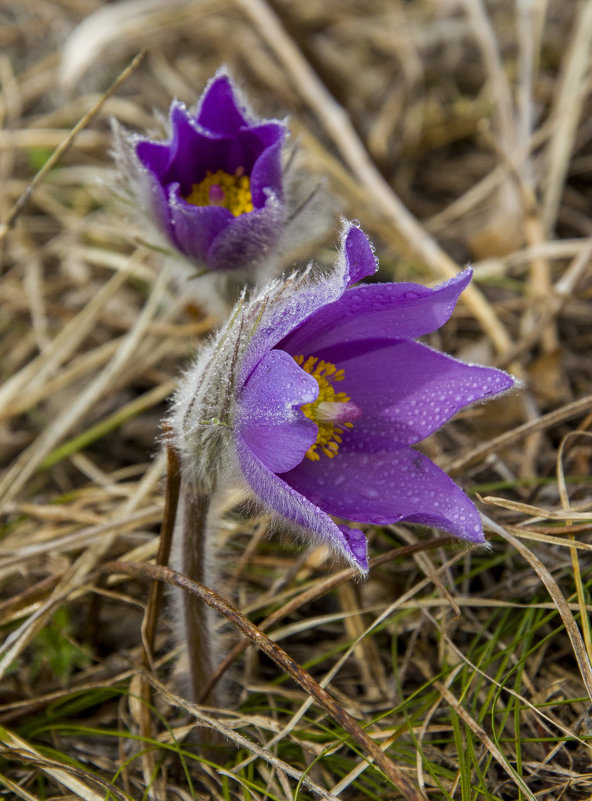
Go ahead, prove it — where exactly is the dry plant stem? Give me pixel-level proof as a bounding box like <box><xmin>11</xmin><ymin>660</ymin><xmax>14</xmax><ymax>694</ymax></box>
<box><xmin>233</xmin><ymin>0</ymin><xmax>512</xmax><ymax>355</ymax></box>
<box><xmin>198</xmin><ymin>536</ymin><xmax>456</xmax><ymax>705</ymax></box>
<box><xmin>543</xmin><ymin>1</ymin><xmax>592</xmax><ymax>230</ymax></box>
<box><xmin>107</xmin><ymin>560</ymin><xmax>427</xmax><ymax>801</ymax></box>
<box><xmin>477</xmin><ymin>0</ymin><xmax>551</xmax><ymax>357</ymax></box>
<box><xmin>0</xmin><ymin>507</ymin><xmax>161</xmax><ymax>573</ymax></box>
<box><xmin>0</xmin><ymin>50</ymin><xmax>145</xmax><ymax>243</ymax></box>
<box><xmin>522</xmin><ymin>193</ymin><xmax>557</xmax><ymax>354</ymax></box>
<box><xmin>231</xmin><ymin>547</ymin><xmax>472</xmax><ymax>776</ymax></box>
<box><xmin>141</xmin><ymin>442</ymin><xmax>181</xmax><ymax>664</ymax></box>
<box><xmin>482</xmin><ymin>496</ymin><xmax>592</xmax><ymax>521</ymax></box>
<box><xmin>494</xmin><ymin>296</ymin><xmax>561</xmax><ymax>367</ymax></box>
<box><xmin>137</xmin><ymin>442</ymin><xmax>181</xmax><ymax>794</ymax></box>
<box><xmin>0</xmin><ymin>575</ymin><xmax>60</xmax><ymax>622</ymax></box>
<box><xmin>555</xmin><ymin>234</ymin><xmax>592</xmax><ymax>297</ymax></box>
<box><xmin>478</xmin><ymin>122</ymin><xmax>557</xmax><ymax>354</ymax></box>
<box><xmin>516</xmin><ymin>0</ymin><xmax>538</xmax><ymax>166</ymax></box>
<box><xmin>0</xmin><ymin>507</ymin><xmax>161</xmax><ymax>682</ymax></box>
<box><xmin>0</xmin><ymin>260</ymin><xmax>166</xmax><ymax>676</ymax></box>
<box><xmin>462</xmin><ymin>0</ymin><xmax>515</xmax><ymax>151</ymax></box>
<box><xmin>495</xmin><ymin>235</ymin><xmax>592</xmax><ymax>367</ymax></box>
<box><xmin>444</xmin><ymin>392</ymin><xmax>592</xmax><ymax>475</ymax></box>
<box><xmin>518</xmin><ymin>391</ymin><xmax>543</xmax><ymax>481</ymax></box>
<box><xmin>0</xmin><ymin>669</ymin><xmax>136</xmax><ymax>724</ymax></box>
<box><xmin>337</xmin><ymin>582</ymin><xmax>387</xmax><ymax>699</ymax></box>
<box><xmin>177</xmin><ymin>479</ymin><xmax>217</xmax><ymax>706</ymax></box>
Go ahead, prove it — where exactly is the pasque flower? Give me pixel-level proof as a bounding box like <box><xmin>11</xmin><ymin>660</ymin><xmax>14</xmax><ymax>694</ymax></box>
<box><xmin>115</xmin><ymin>71</ymin><xmax>286</xmax><ymax>273</ymax></box>
<box><xmin>172</xmin><ymin>222</ymin><xmax>514</xmax><ymax>573</ymax></box>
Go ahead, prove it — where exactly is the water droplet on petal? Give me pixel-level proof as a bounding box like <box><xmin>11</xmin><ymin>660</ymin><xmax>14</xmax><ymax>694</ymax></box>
<box><xmin>361</xmin><ymin>486</ymin><xmax>379</xmax><ymax>500</ymax></box>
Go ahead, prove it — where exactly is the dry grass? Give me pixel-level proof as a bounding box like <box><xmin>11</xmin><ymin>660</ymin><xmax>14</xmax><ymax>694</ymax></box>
<box><xmin>1</xmin><ymin>0</ymin><xmax>592</xmax><ymax>799</ymax></box>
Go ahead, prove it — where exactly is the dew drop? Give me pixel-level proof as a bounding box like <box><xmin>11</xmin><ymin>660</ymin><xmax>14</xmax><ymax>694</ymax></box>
<box><xmin>361</xmin><ymin>487</ymin><xmax>379</xmax><ymax>500</ymax></box>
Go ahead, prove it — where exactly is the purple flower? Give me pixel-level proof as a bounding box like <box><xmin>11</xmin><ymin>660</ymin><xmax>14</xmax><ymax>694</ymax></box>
<box><xmin>118</xmin><ymin>71</ymin><xmax>286</xmax><ymax>273</ymax></box>
<box><xmin>172</xmin><ymin>223</ymin><xmax>514</xmax><ymax>573</ymax></box>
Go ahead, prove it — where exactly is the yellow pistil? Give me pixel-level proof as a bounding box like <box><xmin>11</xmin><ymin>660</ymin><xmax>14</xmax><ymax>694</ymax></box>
<box><xmin>294</xmin><ymin>354</ymin><xmax>355</xmax><ymax>461</ymax></box>
<box><xmin>185</xmin><ymin>168</ymin><xmax>254</xmax><ymax>217</ymax></box>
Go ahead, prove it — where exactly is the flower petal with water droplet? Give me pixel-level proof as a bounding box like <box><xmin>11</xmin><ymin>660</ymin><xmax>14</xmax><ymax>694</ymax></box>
<box><xmin>282</xmin><ymin>447</ymin><xmax>485</xmax><ymax>543</ymax></box>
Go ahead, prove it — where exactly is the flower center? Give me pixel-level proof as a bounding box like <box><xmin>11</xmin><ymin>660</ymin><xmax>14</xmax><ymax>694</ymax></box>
<box><xmin>185</xmin><ymin>168</ymin><xmax>254</xmax><ymax>217</ymax></box>
<box><xmin>294</xmin><ymin>355</ymin><xmax>361</xmax><ymax>461</ymax></box>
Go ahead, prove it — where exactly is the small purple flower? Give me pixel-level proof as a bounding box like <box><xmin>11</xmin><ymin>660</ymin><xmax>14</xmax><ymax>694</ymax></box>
<box><xmin>117</xmin><ymin>71</ymin><xmax>286</xmax><ymax>273</ymax></box>
<box><xmin>172</xmin><ymin>223</ymin><xmax>514</xmax><ymax>573</ymax></box>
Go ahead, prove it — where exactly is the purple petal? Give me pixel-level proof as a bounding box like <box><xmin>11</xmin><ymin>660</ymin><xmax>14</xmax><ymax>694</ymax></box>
<box><xmin>134</xmin><ymin>138</ymin><xmax>173</xmax><ymax>183</ymax></box>
<box><xmin>244</xmin><ymin>121</ymin><xmax>285</xmax><ymax>149</ymax></box>
<box><xmin>240</xmin><ymin>273</ymin><xmax>345</xmax><ymax>384</ymax></box>
<box><xmin>305</xmin><ymin>339</ymin><xmax>514</xmax><ymax>449</ymax></box>
<box><xmin>250</xmin><ymin>138</ymin><xmax>284</xmax><ymax>205</ymax></box>
<box><xmin>235</xmin><ymin>435</ymin><xmax>369</xmax><ymax>571</ymax></box>
<box><xmin>337</xmin><ymin>524</ymin><xmax>368</xmax><ymax>571</ymax></box>
<box><xmin>238</xmin><ymin>221</ymin><xmax>373</xmax><ymax>383</ymax></box>
<box><xmin>237</xmin><ymin>350</ymin><xmax>318</xmax><ymax>473</ymax></box>
<box><xmin>196</xmin><ymin>74</ymin><xmax>251</xmax><ymax>135</ymax></box>
<box><xmin>227</xmin><ymin>123</ymin><xmax>285</xmax><ymax>180</ymax></box>
<box><xmin>282</xmin><ymin>447</ymin><xmax>484</xmax><ymax>542</ymax></box>
<box><xmin>168</xmin><ymin>186</ymin><xmax>232</xmax><ymax>263</ymax></box>
<box><xmin>206</xmin><ymin>195</ymin><xmax>285</xmax><ymax>272</ymax></box>
<box><xmin>279</xmin><ymin>269</ymin><xmax>472</xmax><ymax>356</ymax></box>
<box><xmin>134</xmin><ymin>158</ymin><xmax>176</xmax><ymax>239</ymax></box>
<box><xmin>344</xmin><ymin>225</ymin><xmax>378</xmax><ymax>285</ymax></box>
<box><xmin>168</xmin><ymin>104</ymin><xmax>234</xmax><ymax>193</ymax></box>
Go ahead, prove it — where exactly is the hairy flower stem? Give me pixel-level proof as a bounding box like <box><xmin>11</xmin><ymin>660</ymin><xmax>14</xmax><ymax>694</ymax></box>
<box><xmin>178</xmin><ymin>478</ymin><xmax>217</xmax><ymax>706</ymax></box>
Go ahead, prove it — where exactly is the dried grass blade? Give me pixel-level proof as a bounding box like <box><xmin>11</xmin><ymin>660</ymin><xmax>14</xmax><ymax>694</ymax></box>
<box><xmin>506</xmin><ymin>526</ymin><xmax>592</xmax><ymax>551</ymax></box>
<box><xmin>444</xmin><ymin>393</ymin><xmax>592</xmax><ymax>474</ymax></box>
<box><xmin>0</xmin><ymin>507</ymin><xmax>161</xmax><ymax>570</ymax></box>
<box><xmin>0</xmin><ymin>270</ymin><xmax>128</xmax><ymax>415</ymax></box>
<box><xmin>107</xmin><ymin>560</ymin><xmax>428</xmax><ymax>801</ymax></box>
<box><xmin>461</xmin><ymin>0</ymin><xmax>515</xmax><ymax>150</ymax></box>
<box><xmin>543</xmin><ymin>1</ymin><xmax>592</xmax><ymax>229</ymax></box>
<box><xmin>0</xmin><ymin>771</ymin><xmax>44</xmax><ymax>801</ymax></box>
<box><xmin>483</xmin><ymin>514</ymin><xmax>592</xmax><ymax>702</ymax></box>
<box><xmin>0</xmin><ymin>263</ymin><xmax>167</xmax><ymax>506</ymax></box>
<box><xmin>143</xmin><ymin>673</ymin><xmax>342</xmax><ymax>801</ymax></box>
<box><xmin>199</xmin><ymin>536</ymin><xmax>456</xmax><ymax>702</ymax></box>
<box><xmin>0</xmin><ymin>726</ymin><xmax>122</xmax><ymax>801</ymax></box>
<box><xmin>0</xmin><ymin>51</ymin><xmax>144</xmax><ymax>241</ymax></box>
<box><xmin>0</xmin><ymin>505</ymin><xmax>160</xmax><ymax>682</ymax></box>
<box><xmin>556</xmin><ymin>431</ymin><xmax>592</xmax><ymax>678</ymax></box>
<box><xmin>482</xmin><ymin>496</ymin><xmax>592</xmax><ymax>520</ymax></box>
<box><xmin>40</xmin><ymin>379</ymin><xmax>175</xmax><ymax>470</ymax></box>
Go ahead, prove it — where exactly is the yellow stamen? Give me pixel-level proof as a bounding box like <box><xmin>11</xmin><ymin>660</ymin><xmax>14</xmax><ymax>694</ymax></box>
<box><xmin>294</xmin><ymin>354</ymin><xmax>356</xmax><ymax>462</ymax></box>
<box><xmin>185</xmin><ymin>168</ymin><xmax>254</xmax><ymax>217</ymax></box>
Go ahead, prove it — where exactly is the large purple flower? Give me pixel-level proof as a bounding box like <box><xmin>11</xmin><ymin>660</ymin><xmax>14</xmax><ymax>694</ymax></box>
<box><xmin>119</xmin><ymin>71</ymin><xmax>286</xmax><ymax>273</ymax></box>
<box><xmin>172</xmin><ymin>223</ymin><xmax>514</xmax><ymax>573</ymax></box>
